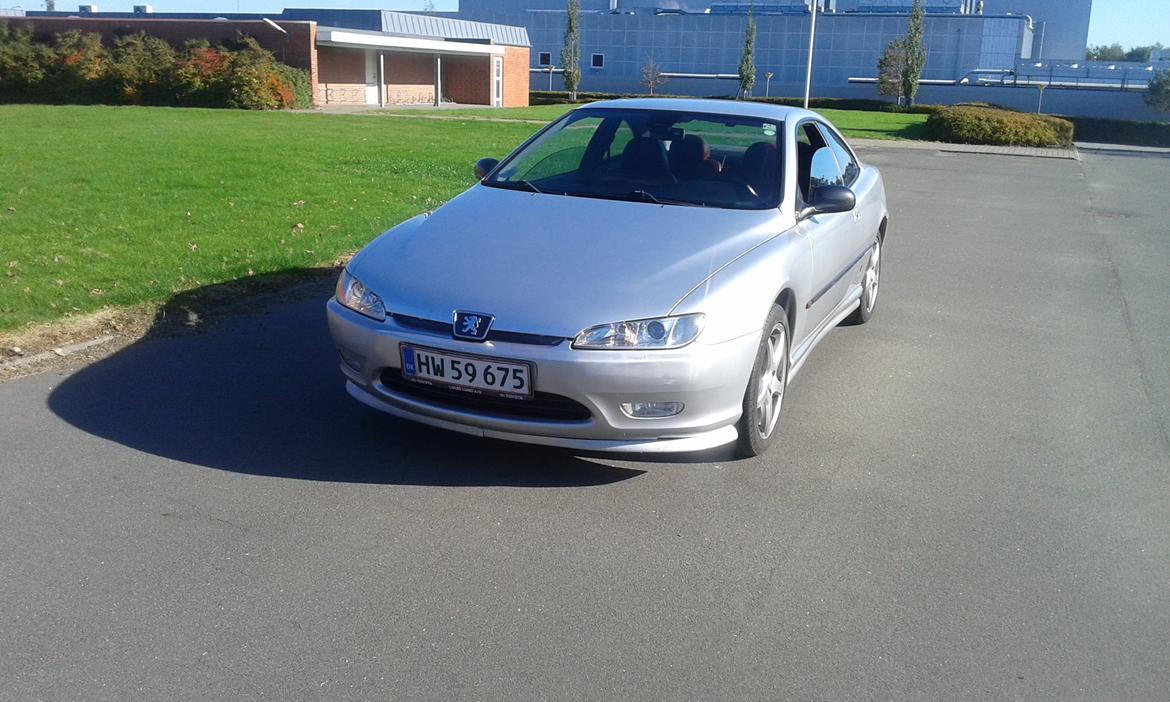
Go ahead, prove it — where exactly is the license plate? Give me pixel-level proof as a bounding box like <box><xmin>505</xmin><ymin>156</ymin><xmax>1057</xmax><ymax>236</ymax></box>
<box><xmin>399</xmin><ymin>344</ymin><xmax>534</xmax><ymax>400</ymax></box>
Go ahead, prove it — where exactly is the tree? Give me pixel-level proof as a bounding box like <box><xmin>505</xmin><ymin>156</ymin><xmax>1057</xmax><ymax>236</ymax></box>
<box><xmin>737</xmin><ymin>6</ymin><xmax>756</xmax><ymax>99</ymax></box>
<box><xmin>1086</xmin><ymin>43</ymin><xmax>1125</xmax><ymax>61</ymax></box>
<box><xmin>45</xmin><ymin>0</ymin><xmax>56</xmax><ymax>11</ymax></box>
<box><xmin>876</xmin><ymin>38</ymin><xmax>907</xmax><ymax>105</ymax></box>
<box><xmin>1147</xmin><ymin>69</ymin><xmax>1170</xmax><ymax>114</ymax></box>
<box><xmin>1125</xmin><ymin>43</ymin><xmax>1163</xmax><ymax>62</ymax></box>
<box><xmin>901</xmin><ymin>0</ymin><xmax>927</xmax><ymax>107</ymax></box>
<box><xmin>560</xmin><ymin>0</ymin><xmax>581</xmax><ymax>102</ymax></box>
<box><xmin>641</xmin><ymin>58</ymin><xmax>668</xmax><ymax>95</ymax></box>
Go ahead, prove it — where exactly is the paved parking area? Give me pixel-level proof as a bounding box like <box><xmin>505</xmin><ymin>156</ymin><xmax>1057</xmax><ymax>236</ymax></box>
<box><xmin>1</xmin><ymin>147</ymin><xmax>1167</xmax><ymax>701</ymax></box>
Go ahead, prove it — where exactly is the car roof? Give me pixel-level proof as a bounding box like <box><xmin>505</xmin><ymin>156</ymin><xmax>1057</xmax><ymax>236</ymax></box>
<box><xmin>577</xmin><ymin>97</ymin><xmax>818</xmax><ymax>123</ymax></box>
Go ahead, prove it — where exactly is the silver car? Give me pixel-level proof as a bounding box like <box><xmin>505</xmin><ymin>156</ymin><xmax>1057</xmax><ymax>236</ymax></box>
<box><xmin>327</xmin><ymin>98</ymin><xmax>888</xmax><ymax>457</ymax></box>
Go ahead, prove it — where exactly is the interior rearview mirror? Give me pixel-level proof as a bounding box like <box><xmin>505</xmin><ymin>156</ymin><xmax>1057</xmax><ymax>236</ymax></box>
<box><xmin>474</xmin><ymin>157</ymin><xmax>499</xmax><ymax>181</ymax></box>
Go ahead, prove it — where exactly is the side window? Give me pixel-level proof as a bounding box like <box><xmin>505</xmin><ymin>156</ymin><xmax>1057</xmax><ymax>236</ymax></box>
<box><xmin>795</xmin><ymin>122</ymin><xmax>828</xmax><ymax>202</ymax></box>
<box><xmin>821</xmin><ymin>126</ymin><xmax>860</xmax><ymax>186</ymax></box>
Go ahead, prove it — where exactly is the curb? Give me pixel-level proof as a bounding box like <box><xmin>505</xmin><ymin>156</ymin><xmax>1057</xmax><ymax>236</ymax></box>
<box><xmin>852</xmin><ymin>137</ymin><xmax>1080</xmax><ymax>160</ymax></box>
<box><xmin>1</xmin><ymin>335</ymin><xmax>118</xmax><ymax>373</ymax></box>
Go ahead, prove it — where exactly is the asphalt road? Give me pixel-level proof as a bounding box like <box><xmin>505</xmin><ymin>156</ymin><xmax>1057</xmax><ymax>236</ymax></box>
<box><xmin>2</xmin><ymin>147</ymin><xmax>1168</xmax><ymax>701</ymax></box>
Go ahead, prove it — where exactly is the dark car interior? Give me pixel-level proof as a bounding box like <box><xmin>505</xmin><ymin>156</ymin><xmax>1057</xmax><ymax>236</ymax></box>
<box><xmin>490</xmin><ymin>108</ymin><xmax>786</xmax><ymax>210</ymax></box>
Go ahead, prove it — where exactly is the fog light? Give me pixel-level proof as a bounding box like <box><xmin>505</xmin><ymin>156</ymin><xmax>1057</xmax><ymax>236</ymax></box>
<box><xmin>621</xmin><ymin>401</ymin><xmax>684</xmax><ymax>418</ymax></box>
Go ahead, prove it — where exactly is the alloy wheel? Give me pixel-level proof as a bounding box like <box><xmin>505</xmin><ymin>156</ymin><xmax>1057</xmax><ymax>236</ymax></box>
<box><xmin>755</xmin><ymin>323</ymin><xmax>787</xmax><ymax>439</ymax></box>
<box><xmin>864</xmin><ymin>239</ymin><xmax>881</xmax><ymax>313</ymax></box>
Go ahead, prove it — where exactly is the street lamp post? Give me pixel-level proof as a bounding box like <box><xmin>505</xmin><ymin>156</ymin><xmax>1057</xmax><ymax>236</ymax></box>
<box><xmin>765</xmin><ymin>71</ymin><xmax>774</xmax><ymax>98</ymax></box>
<box><xmin>803</xmin><ymin>0</ymin><xmax>820</xmax><ymax>109</ymax></box>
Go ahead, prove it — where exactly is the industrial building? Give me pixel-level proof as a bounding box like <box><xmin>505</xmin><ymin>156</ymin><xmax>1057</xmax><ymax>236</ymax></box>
<box><xmin>13</xmin><ymin>1</ymin><xmax>1165</xmax><ymax>120</ymax></box>
<box><xmin>445</xmin><ymin>0</ymin><xmax>1092</xmax><ymax>94</ymax></box>
<box><xmin>429</xmin><ymin>0</ymin><xmax>1161</xmax><ymax>120</ymax></box>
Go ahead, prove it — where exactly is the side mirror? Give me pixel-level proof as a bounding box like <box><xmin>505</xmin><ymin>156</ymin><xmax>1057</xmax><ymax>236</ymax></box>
<box><xmin>798</xmin><ymin>185</ymin><xmax>856</xmax><ymax>222</ymax></box>
<box><xmin>474</xmin><ymin>157</ymin><xmax>499</xmax><ymax>181</ymax></box>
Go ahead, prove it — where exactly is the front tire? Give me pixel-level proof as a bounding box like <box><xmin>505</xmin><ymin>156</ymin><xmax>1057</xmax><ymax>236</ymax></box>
<box><xmin>846</xmin><ymin>236</ymin><xmax>882</xmax><ymax>325</ymax></box>
<box><xmin>735</xmin><ymin>304</ymin><xmax>790</xmax><ymax>458</ymax></box>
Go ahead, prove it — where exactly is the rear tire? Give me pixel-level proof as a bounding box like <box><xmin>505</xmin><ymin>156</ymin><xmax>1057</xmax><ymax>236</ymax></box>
<box><xmin>846</xmin><ymin>236</ymin><xmax>882</xmax><ymax>325</ymax></box>
<box><xmin>735</xmin><ymin>304</ymin><xmax>790</xmax><ymax>458</ymax></box>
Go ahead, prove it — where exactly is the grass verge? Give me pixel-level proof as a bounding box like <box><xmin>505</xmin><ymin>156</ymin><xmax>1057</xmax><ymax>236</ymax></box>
<box><xmin>1</xmin><ymin>102</ymin><xmax>927</xmax><ymax>341</ymax></box>
<box><xmin>0</xmin><ymin>104</ymin><xmax>539</xmax><ymax>334</ymax></box>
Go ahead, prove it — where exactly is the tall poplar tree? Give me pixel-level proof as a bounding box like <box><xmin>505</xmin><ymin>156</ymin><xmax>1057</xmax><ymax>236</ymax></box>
<box><xmin>902</xmin><ymin>0</ymin><xmax>927</xmax><ymax>107</ymax></box>
<box><xmin>561</xmin><ymin>0</ymin><xmax>581</xmax><ymax>102</ymax></box>
<box><xmin>738</xmin><ymin>7</ymin><xmax>756</xmax><ymax>99</ymax></box>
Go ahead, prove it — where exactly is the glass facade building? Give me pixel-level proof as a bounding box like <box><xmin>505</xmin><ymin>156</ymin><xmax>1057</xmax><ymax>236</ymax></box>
<box><xmin>451</xmin><ymin>0</ymin><xmax>1093</xmax><ymax>96</ymax></box>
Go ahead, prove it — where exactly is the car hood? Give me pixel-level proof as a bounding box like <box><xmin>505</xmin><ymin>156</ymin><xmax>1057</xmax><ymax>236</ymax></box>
<box><xmin>351</xmin><ymin>185</ymin><xmax>784</xmax><ymax>337</ymax></box>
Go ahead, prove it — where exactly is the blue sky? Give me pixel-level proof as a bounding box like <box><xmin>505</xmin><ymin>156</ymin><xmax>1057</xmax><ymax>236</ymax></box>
<box><xmin>7</xmin><ymin>0</ymin><xmax>1168</xmax><ymax>49</ymax></box>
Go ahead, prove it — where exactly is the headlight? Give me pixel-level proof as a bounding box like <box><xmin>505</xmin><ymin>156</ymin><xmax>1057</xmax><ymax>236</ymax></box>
<box><xmin>335</xmin><ymin>270</ymin><xmax>386</xmax><ymax>321</ymax></box>
<box><xmin>571</xmin><ymin>314</ymin><xmax>705</xmax><ymax>350</ymax></box>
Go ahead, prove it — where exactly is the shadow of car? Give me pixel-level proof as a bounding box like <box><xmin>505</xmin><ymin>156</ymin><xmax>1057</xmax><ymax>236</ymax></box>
<box><xmin>46</xmin><ymin>274</ymin><xmax>646</xmax><ymax>488</ymax></box>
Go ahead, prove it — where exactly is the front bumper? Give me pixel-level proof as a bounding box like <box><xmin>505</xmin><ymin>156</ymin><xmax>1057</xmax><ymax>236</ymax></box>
<box><xmin>326</xmin><ymin>300</ymin><xmax>760</xmax><ymax>453</ymax></box>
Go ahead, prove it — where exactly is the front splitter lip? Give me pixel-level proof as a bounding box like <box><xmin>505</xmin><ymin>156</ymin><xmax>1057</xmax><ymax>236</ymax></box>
<box><xmin>346</xmin><ymin>381</ymin><xmax>739</xmax><ymax>454</ymax></box>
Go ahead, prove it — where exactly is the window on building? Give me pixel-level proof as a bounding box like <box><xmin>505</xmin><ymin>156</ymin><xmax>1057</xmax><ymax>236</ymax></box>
<box><xmin>538</xmin><ymin>51</ymin><xmax>551</xmax><ymax>67</ymax></box>
<box><xmin>591</xmin><ymin>53</ymin><xmax>605</xmax><ymax>69</ymax></box>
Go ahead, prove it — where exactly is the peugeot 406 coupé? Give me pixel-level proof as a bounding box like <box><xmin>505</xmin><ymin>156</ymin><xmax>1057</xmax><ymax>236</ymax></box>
<box><xmin>327</xmin><ymin>99</ymin><xmax>888</xmax><ymax>457</ymax></box>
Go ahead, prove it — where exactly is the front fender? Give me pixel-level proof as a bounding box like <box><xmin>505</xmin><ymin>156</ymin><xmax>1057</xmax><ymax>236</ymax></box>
<box><xmin>669</xmin><ymin>227</ymin><xmax>813</xmax><ymax>346</ymax></box>
<box><xmin>347</xmin><ymin>212</ymin><xmax>431</xmax><ymax>271</ymax></box>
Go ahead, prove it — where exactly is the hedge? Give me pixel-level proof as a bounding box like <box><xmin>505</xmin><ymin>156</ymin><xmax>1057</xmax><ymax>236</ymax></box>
<box><xmin>1061</xmin><ymin>116</ymin><xmax>1170</xmax><ymax>147</ymax></box>
<box><xmin>926</xmin><ymin>105</ymin><xmax>1074</xmax><ymax>147</ymax></box>
<box><xmin>0</xmin><ymin>24</ymin><xmax>311</xmax><ymax>109</ymax></box>
<box><xmin>530</xmin><ymin>89</ymin><xmax>941</xmax><ymax>113</ymax></box>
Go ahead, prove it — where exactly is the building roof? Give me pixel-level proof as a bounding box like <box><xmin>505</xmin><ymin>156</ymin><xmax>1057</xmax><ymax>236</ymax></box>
<box><xmin>379</xmin><ymin>11</ymin><xmax>529</xmax><ymax>47</ymax></box>
<box><xmin>317</xmin><ymin>25</ymin><xmax>507</xmax><ymax>56</ymax></box>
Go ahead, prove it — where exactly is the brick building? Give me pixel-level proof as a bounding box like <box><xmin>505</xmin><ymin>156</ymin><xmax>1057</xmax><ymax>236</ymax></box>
<box><xmin>7</xmin><ymin>8</ymin><xmax>531</xmax><ymax>108</ymax></box>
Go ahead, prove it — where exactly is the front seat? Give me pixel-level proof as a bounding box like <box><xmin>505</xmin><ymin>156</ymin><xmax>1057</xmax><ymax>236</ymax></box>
<box><xmin>740</xmin><ymin>141</ymin><xmax>780</xmax><ymax>201</ymax></box>
<box><xmin>620</xmin><ymin>137</ymin><xmax>675</xmax><ymax>183</ymax></box>
<box><xmin>669</xmin><ymin>134</ymin><xmax>720</xmax><ymax>180</ymax></box>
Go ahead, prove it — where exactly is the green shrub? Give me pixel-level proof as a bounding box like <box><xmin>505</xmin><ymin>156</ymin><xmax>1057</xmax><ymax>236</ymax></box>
<box><xmin>109</xmin><ymin>32</ymin><xmax>177</xmax><ymax>105</ymax></box>
<box><xmin>171</xmin><ymin>40</ymin><xmax>231</xmax><ymax>107</ymax></box>
<box><xmin>0</xmin><ymin>24</ymin><xmax>51</xmax><ymax>102</ymax></box>
<box><xmin>274</xmin><ymin>63</ymin><xmax>312</xmax><ymax>109</ymax></box>
<box><xmin>951</xmin><ymin>100</ymin><xmax>1019</xmax><ymax>112</ymax></box>
<box><xmin>44</xmin><ymin>29</ymin><xmax>114</xmax><ymax>104</ymax></box>
<box><xmin>1062</xmin><ymin>116</ymin><xmax>1170</xmax><ymax>147</ymax></box>
<box><xmin>926</xmin><ymin>105</ymin><xmax>1074</xmax><ymax>147</ymax></box>
<box><xmin>0</xmin><ymin>26</ymin><xmax>310</xmax><ymax>109</ymax></box>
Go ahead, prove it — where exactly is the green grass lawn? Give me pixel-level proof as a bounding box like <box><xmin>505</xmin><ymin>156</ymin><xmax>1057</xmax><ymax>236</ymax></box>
<box><xmin>381</xmin><ymin>104</ymin><xmax>929</xmax><ymax>140</ymax></box>
<box><xmin>0</xmin><ymin>105</ymin><xmax>539</xmax><ymax>332</ymax></box>
<box><xmin>1</xmin><ymin>102</ymin><xmax>926</xmax><ymax>333</ymax></box>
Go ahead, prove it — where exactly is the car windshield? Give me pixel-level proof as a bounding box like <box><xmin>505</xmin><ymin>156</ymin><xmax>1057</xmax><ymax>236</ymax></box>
<box><xmin>483</xmin><ymin>108</ymin><xmax>783</xmax><ymax>210</ymax></box>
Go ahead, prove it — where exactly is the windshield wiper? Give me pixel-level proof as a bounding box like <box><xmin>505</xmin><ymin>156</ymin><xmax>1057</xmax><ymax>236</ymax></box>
<box><xmin>513</xmin><ymin>179</ymin><xmax>543</xmax><ymax>194</ymax></box>
<box><xmin>624</xmin><ymin>189</ymin><xmax>703</xmax><ymax>207</ymax></box>
<box><xmin>628</xmin><ymin>189</ymin><xmax>662</xmax><ymax>204</ymax></box>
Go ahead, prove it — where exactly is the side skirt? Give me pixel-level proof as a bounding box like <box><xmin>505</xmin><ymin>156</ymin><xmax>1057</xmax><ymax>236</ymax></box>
<box><xmin>788</xmin><ymin>283</ymin><xmax>862</xmax><ymax>381</ymax></box>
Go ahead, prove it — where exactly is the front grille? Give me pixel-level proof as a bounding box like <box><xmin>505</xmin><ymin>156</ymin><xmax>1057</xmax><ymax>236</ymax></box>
<box><xmin>391</xmin><ymin>313</ymin><xmax>565</xmax><ymax>347</ymax></box>
<box><xmin>380</xmin><ymin>371</ymin><xmax>592</xmax><ymax>422</ymax></box>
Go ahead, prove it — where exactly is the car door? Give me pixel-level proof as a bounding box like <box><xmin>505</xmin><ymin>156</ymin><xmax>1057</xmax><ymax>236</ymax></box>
<box><xmin>795</xmin><ymin>120</ymin><xmax>857</xmax><ymax>334</ymax></box>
